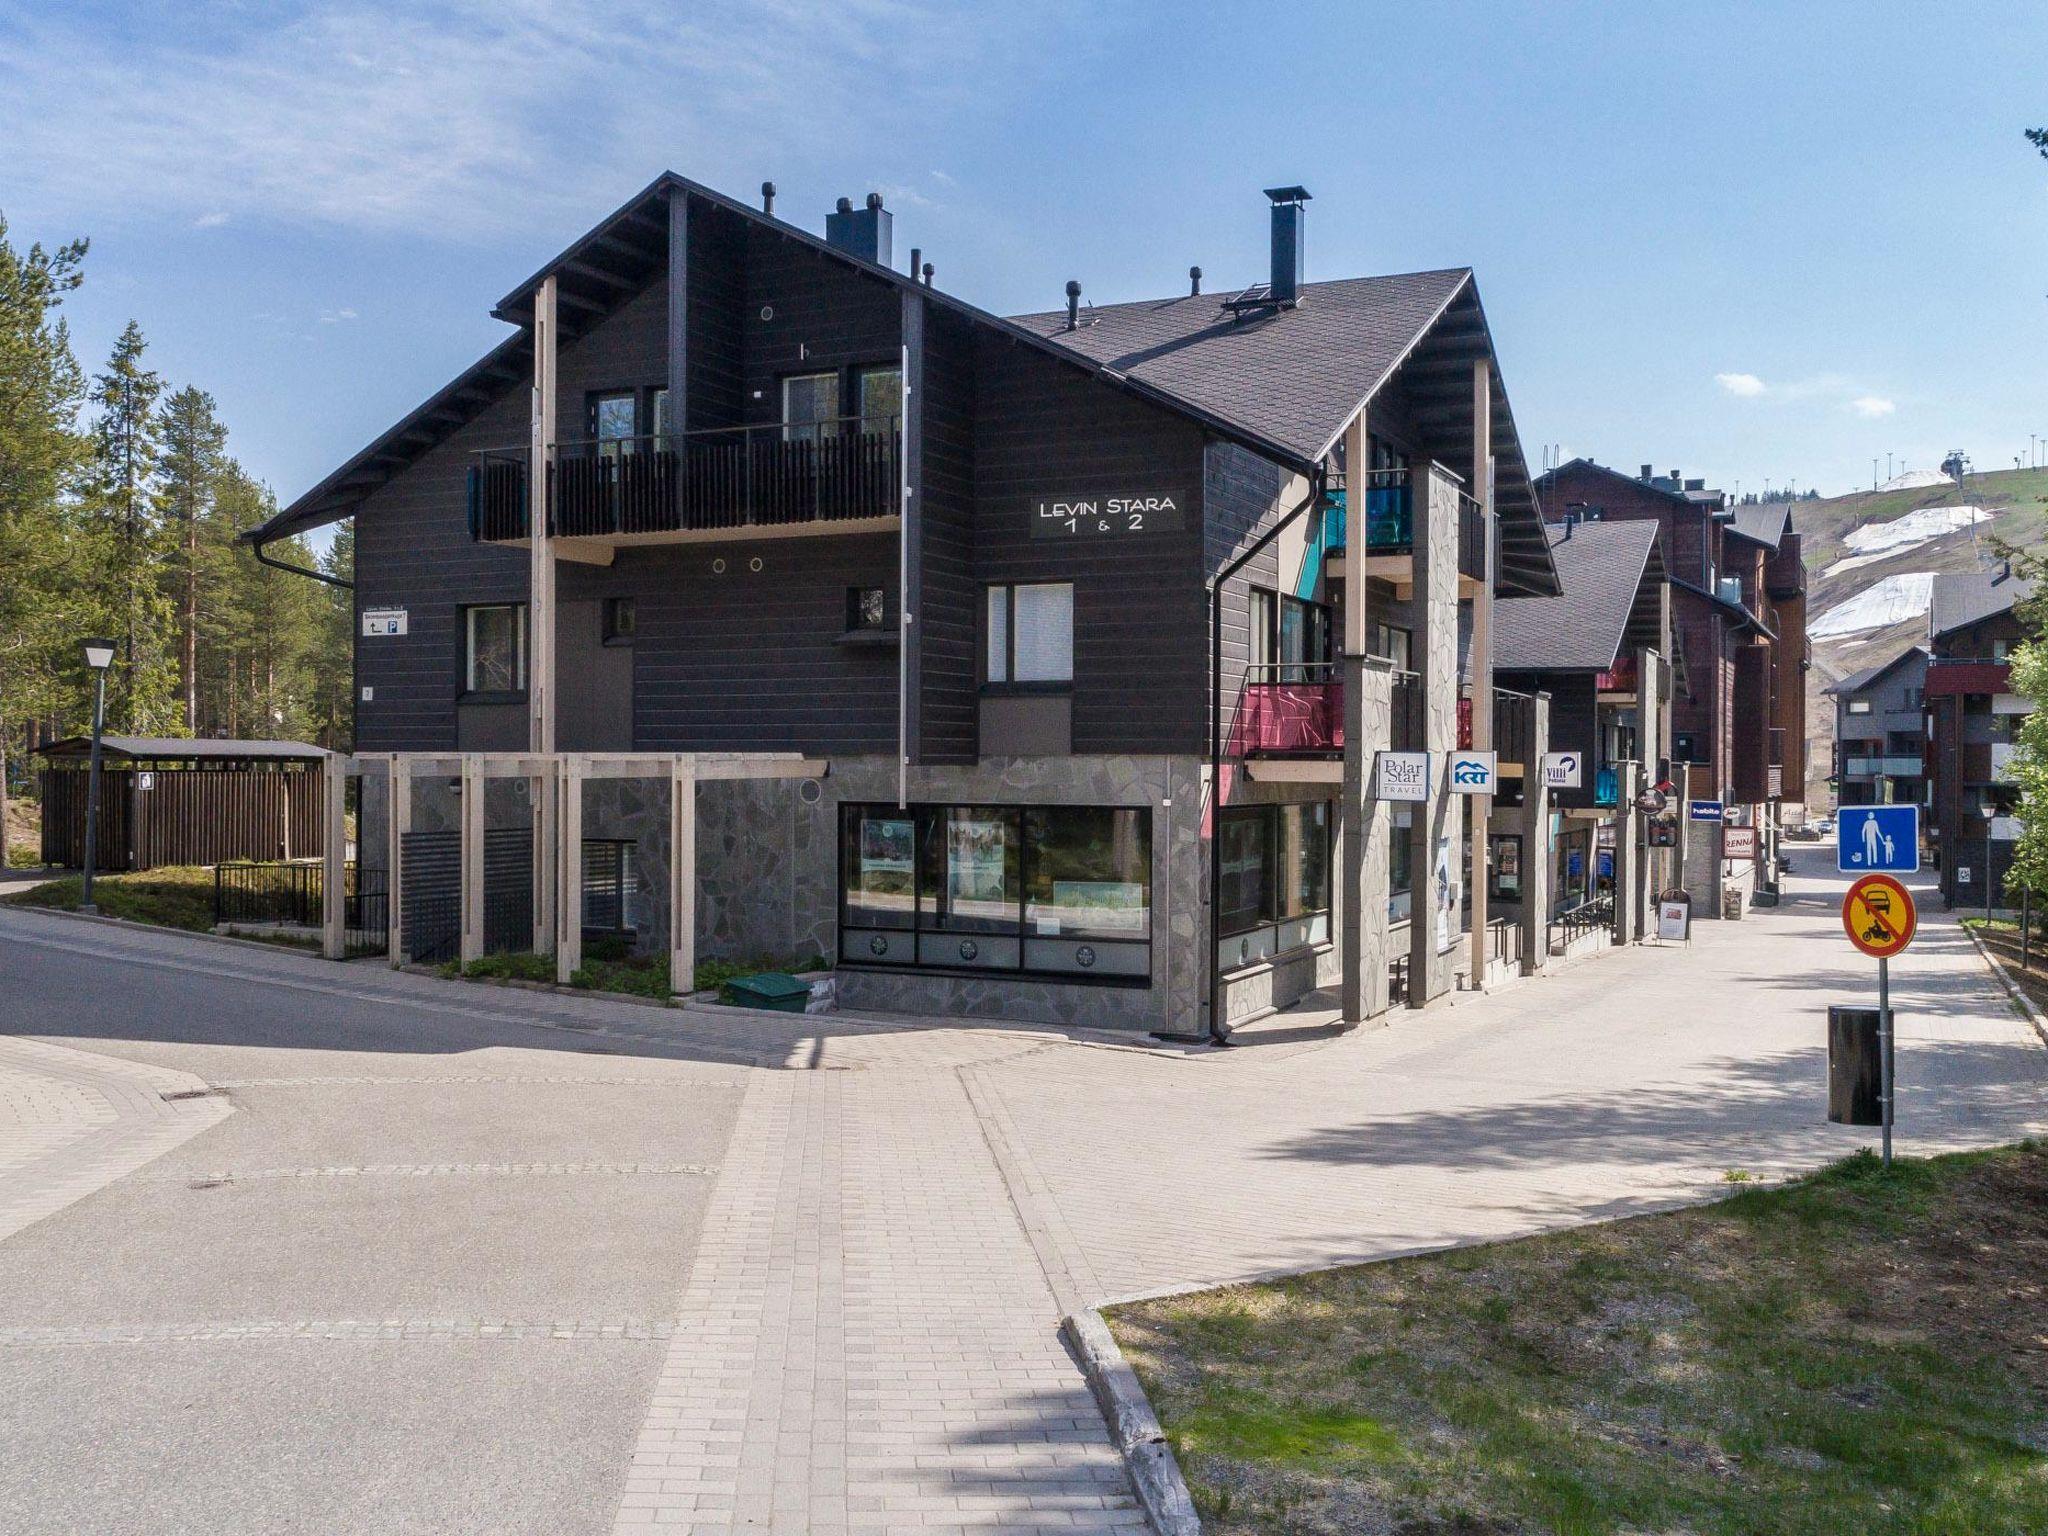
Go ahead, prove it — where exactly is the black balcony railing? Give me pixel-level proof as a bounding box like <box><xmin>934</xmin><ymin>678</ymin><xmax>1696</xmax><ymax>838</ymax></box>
<box><xmin>470</xmin><ymin>416</ymin><xmax>902</xmax><ymax>543</ymax></box>
<box><xmin>1493</xmin><ymin>686</ymin><xmax>1534</xmax><ymax>766</ymax></box>
<box><xmin>1389</xmin><ymin>668</ymin><xmax>1422</xmax><ymax>753</ymax></box>
<box><xmin>213</xmin><ymin>860</ymin><xmax>385</xmax><ymax>957</ymax></box>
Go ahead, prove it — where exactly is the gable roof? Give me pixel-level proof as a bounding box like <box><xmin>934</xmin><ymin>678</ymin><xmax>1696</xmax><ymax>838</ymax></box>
<box><xmin>1011</xmin><ymin>272</ymin><xmax>1554</xmax><ymax>595</ymax></box>
<box><xmin>1724</xmin><ymin>501</ymin><xmax>1791</xmax><ymax>549</ymax></box>
<box><xmin>1822</xmin><ymin>645</ymin><xmax>1928</xmax><ymax>697</ymax></box>
<box><xmin>249</xmin><ymin>171</ymin><xmax>1555</xmax><ymax>598</ymax></box>
<box><xmin>1929</xmin><ymin>566</ymin><xmax>2035</xmax><ymax>639</ymax></box>
<box><xmin>1493</xmin><ymin>520</ymin><xmax>1663</xmax><ymax>672</ymax></box>
<box><xmin>38</xmin><ymin>735</ymin><xmax>328</xmax><ymax>762</ymax></box>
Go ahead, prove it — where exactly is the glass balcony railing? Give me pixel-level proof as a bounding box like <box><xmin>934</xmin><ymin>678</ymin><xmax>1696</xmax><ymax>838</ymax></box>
<box><xmin>1593</xmin><ymin>766</ymin><xmax>1619</xmax><ymax>807</ymax></box>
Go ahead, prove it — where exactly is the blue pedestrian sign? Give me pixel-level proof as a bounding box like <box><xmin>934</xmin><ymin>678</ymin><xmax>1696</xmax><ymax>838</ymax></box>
<box><xmin>1838</xmin><ymin>805</ymin><xmax>1919</xmax><ymax>874</ymax></box>
<box><xmin>1688</xmin><ymin>800</ymin><xmax>1723</xmax><ymax>823</ymax></box>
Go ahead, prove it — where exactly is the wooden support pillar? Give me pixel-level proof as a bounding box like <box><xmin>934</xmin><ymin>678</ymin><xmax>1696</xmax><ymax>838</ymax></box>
<box><xmin>532</xmin><ymin>770</ymin><xmax>557</xmax><ymax>956</ymax></box>
<box><xmin>1467</xmin><ymin>359</ymin><xmax>1496</xmax><ymax>987</ymax></box>
<box><xmin>556</xmin><ymin>757</ymin><xmax>584</xmax><ymax>985</ymax></box>
<box><xmin>459</xmin><ymin>754</ymin><xmax>484</xmax><ymax>966</ymax></box>
<box><xmin>530</xmin><ymin>272</ymin><xmax>559</xmax><ymax>762</ymax></box>
<box><xmin>321</xmin><ymin>752</ymin><xmax>346</xmax><ymax>961</ymax></box>
<box><xmin>669</xmin><ymin>756</ymin><xmax>697</xmax><ymax>999</ymax></box>
<box><xmin>387</xmin><ymin>754</ymin><xmax>409</xmax><ymax>966</ymax></box>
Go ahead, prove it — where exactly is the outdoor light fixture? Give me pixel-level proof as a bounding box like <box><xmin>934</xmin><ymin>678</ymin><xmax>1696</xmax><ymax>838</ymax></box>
<box><xmin>78</xmin><ymin>637</ymin><xmax>118</xmax><ymax>914</ymax></box>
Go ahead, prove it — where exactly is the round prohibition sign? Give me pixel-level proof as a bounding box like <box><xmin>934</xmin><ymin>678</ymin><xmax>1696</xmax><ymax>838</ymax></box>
<box><xmin>1843</xmin><ymin>873</ymin><xmax>1916</xmax><ymax>958</ymax></box>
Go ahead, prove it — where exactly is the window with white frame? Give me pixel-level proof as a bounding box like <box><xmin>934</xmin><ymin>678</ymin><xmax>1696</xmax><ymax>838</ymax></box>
<box><xmin>985</xmin><ymin>583</ymin><xmax>1073</xmax><ymax>685</ymax></box>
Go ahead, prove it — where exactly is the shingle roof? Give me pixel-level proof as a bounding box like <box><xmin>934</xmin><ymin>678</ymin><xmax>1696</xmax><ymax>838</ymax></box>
<box><xmin>1493</xmin><ymin>521</ymin><xmax>1662</xmax><ymax>672</ymax></box>
<box><xmin>1724</xmin><ymin>502</ymin><xmax>1791</xmax><ymax>549</ymax></box>
<box><xmin>38</xmin><ymin>736</ymin><xmax>328</xmax><ymax>761</ymax></box>
<box><xmin>1929</xmin><ymin>566</ymin><xmax>2035</xmax><ymax>639</ymax></box>
<box><xmin>1822</xmin><ymin>645</ymin><xmax>1927</xmax><ymax>697</ymax></box>
<box><xmin>1008</xmin><ymin>271</ymin><xmax>1470</xmax><ymax>466</ymax></box>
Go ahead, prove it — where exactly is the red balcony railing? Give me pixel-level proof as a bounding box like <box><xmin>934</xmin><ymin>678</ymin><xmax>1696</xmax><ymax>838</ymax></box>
<box><xmin>1595</xmin><ymin>656</ymin><xmax>1639</xmax><ymax>694</ymax></box>
<box><xmin>1232</xmin><ymin>663</ymin><xmax>1344</xmax><ymax>755</ymax></box>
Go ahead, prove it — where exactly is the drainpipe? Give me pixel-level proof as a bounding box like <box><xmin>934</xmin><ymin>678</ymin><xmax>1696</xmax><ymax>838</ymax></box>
<box><xmin>251</xmin><ymin>535</ymin><xmax>353</xmax><ymax>590</ymax></box>
<box><xmin>1189</xmin><ymin>466</ymin><xmax>1327</xmax><ymax>1046</ymax></box>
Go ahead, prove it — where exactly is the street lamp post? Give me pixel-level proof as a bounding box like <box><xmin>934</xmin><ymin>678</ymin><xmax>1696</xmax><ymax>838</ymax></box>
<box><xmin>78</xmin><ymin>638</ymin><xmax>116</xmax><ymax>914</ymax></box>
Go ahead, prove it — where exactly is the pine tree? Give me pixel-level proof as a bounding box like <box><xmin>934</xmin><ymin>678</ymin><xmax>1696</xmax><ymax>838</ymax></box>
<box><xmin>88</xmin><ymin>321</ymin><xmax>176</xmax><ymax>732</ymax></box>
<box><xmin>0</xmin><ymin>213</ymin><xmax>89</xmax><ymax>864</ymax></box>
<box><xmin>158</xmin><ymin>385</ymin><xmax>228</xmax><ymax>734</ymax></box>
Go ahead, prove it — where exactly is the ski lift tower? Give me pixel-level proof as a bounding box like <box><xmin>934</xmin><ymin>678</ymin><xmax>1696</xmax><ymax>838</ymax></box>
<box><xmin>1941</xmin><ymin>449</ymin><xmax>1970</xmax><ymax>489</ymax></box>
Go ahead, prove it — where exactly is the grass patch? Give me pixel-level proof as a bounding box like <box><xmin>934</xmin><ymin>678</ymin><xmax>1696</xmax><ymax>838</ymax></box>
<box><xmin>440</xmin><ymin>940</ymin><xmax>830</xmax><ymax>1000</ymax></box>
<box><xmin>1110</xmin><ymin>1143</ymin><xmax>2048</xmax><ymax>1535</ymax></box>
<box><xmin>1</xmin><ymin>866</ymin><xmax>217</xmax><ymax>931</ymax></box>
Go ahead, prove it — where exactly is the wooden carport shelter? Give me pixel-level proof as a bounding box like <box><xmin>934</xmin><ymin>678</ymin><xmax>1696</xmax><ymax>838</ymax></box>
<box><xmin>323</xmin><ymin>751</ymin><xmax>828</xmax><ymax>995</ymax></box>
<box><xmin>39</xmin><ymin>736</ymin><xmax>328</xmax><ymax>871</ymax></box>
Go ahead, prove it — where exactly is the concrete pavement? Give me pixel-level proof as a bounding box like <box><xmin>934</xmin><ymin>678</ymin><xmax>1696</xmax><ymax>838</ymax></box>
<box><xmin>0</xmin><ymin>841</ymin><xmax>2041</xmax><ymax>1533</ymax></box>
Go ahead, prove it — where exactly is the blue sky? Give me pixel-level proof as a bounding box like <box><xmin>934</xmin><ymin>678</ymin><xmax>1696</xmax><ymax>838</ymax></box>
<box><xmin>5</xmin><ymin>0</ymin><xmax>2047</xmax><ymax>542</ymax></box>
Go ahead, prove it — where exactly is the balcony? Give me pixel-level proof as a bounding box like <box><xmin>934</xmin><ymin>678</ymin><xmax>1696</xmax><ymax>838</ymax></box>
<box><xmin>1844</xmin><ymin>755</ymin><xmax>1923</xmax><ymax>778</ymax></box>
<box><xmin>470</xmin><ymin>416</ymin><xmax>902</xmax><ymax>551</ymax></box>
<box><xmin>1924</xmin><ymin>656</ymin><xmax>2012</xmax><ymax>696</ymax></box>
<box><xmin>1325</xmin><ymin>469</ymin><xmax>1487</xmax><ymax>592</ymax></box>
<box><xmin>1594</xmin><ymin>656</ymin><xmax>1639</xmax><ymax>697</ymax></box>
<box><xmin>1227</xmin><ymin>662</ymin><xmax>1422</xmax><ymax>759</ymax></box>
<box><xmin>1231</xmin><ymin>662</ymin><xmax>1344</xmax><ymax>756</ymax></box>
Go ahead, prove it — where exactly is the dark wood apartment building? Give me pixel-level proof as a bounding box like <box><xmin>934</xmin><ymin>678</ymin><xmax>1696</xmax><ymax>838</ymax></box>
<box><xmin>1924</xmin><ymin>566</ymin><xmax>2034</xmax><ymax>910</ymax></box>
<box><xmin>1532</xmin><ymin>459</ymin><xmax>1808</xmax><ymax>906</ymax></box>
<box><xmin>251</xmin><ymin>173</ymin><xmax>1559</xmax><ymax>1033</ymax></box>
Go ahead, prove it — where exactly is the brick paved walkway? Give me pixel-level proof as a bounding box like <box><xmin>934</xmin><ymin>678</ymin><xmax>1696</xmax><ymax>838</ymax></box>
<box><xmin>0</xmin><ymin>1033</ymin><xmax>230</xmax><ymax>1246</ymax></box>
<box><xmin>5</xmin><ymin>851</ymin><xmax>2043</xmax><ymax>1534</ymax></box>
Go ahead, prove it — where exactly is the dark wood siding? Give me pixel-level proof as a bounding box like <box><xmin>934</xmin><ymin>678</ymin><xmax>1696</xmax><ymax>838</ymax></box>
<box><xmin>969</xmin><ymin>334</ymin><xmax>1208</xmax><ymax>756</ymax></box>
<box><xmin>916</xmin><ymin>305</ymin><xmax>978</xmax><ymax>763</ymax></box>
<box><xmin>739</xmin><ymin>220</ymin><xmax>900</xmax><ymax>425</ymax></box>
<box><xmin>1206</xmin><ymin>442</ymin><xmax>1294</xmax><ymax>755</ymax></box>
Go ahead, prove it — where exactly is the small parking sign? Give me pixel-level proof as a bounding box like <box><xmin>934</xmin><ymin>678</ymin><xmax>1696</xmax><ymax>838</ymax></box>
<box><xmin>1837</xmin><ymin>805</ymin><xmax>1918</xmax><ymax>874</ymax></box>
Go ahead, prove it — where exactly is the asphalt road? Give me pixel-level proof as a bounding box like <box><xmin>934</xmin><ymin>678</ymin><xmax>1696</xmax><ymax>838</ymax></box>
<box><xmin>0</xmin><ymin>917</ymin><xmax>748</xmax><ymax>1536</ymax></box>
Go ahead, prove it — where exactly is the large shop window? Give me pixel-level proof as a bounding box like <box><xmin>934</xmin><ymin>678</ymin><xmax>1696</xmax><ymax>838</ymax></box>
<box><xmin>1216</xmin><ymin>802</ymin><xmax>1332</xmax><ymax>972</ymax></box>
<box><xmin>464</xmin><ymin>604</ymin><xmax>526</xmax><ymax>695</ymax></box>
<box><xmin>840</xmin><ymin>803</ymin><xmax>1151</xmax><ymax>981</ymax></box>
<box><xmin>985</xmin><ymin>583</ymin><xmax>1074</xmax><ymax>685</ymax></box>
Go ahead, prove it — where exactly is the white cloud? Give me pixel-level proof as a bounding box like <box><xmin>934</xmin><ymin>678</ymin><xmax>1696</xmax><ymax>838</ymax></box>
<box><xmin>318</xmin><ymin>307</ymin><xmax>360</xmax><ymax>324</ymax></box>
<box><xmin>0</xmin><ymin>2</ymin><xmax>1063</xmax><ymax>239</ymax></box>
<box><xmin>1715</xmin><ymin>371</ymin><xmax>1768</xmax><ymax>397</ymax></box>
<box><xmin>192</xmin><ymin>210</ymin><xmax>230</xmax><ymax>229</ymax></box>
<box><xmin>1850</xmin><ymin>395</ymin><xmax>1896</xmax><ymax>418</ymax></box>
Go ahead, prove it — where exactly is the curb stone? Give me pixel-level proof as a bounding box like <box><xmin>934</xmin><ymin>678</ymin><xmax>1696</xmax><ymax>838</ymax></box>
<box><xmin>1061</xmin><ymin>1308</ymin><xmax>1203</xmax><ymax>1536</ymax></box>
<box><xmin>1961</xmin><ymin>922</ymin><xmax>2048</xmax><ymax>1048</ymax></box>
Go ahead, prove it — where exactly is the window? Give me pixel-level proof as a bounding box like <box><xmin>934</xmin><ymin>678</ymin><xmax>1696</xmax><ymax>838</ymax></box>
<box><xmin>464</xmin><ymin>604</ymin><xmax>526</xmax><ymax>694</ymax></box>
<box><xmin>847</xmin><ymin>586</ymin><xmax>888</xmax><ymax>632</ymax></box>
<box><xmin>591</xmin><ymin>391</ymin><xmax>637</xmax><ymax>457</ymax></box>
<box><xmin>1216</xmin><ymin>802</ymin><xmax>1333</xmax><ymax>969</ymax></box>
<box><xmin>1279</xmin><ymin>595</ymin><xmax>1330</xmax><ymax>681</ymax></box>
<box><xmin>985</xmin><ymin>583</ymin><xmax>1073</xmax><ymax>685</ymax></box>
<box><xmin>1847</xmin><ymin>699</ymin><xmax>1873</xmax><ymax>715</ymax></box>
<box><xmin>1902</xmin><ymin>686</ymin><xmax>1922</xmax><ymax>710</ymax></box>
<box><xmin>781</xmin><ymin>371</ymin><xmax>840</xmax><ymax>443</ymax></box>
<box><xmin>1672</xmin><ymin>731</ymin><xmax>1702</xmax><ymax>764</ymax></box>
<box><xmin>582</xmin><ymin>840</ymin><xmax>640</xmax><ymax>934</ymax></box>
<box><xmin>839</xmin><ymin>803</ymin><xmax>1152</xmax><ymax>980</ymax></box>
<box><xmin>1248</xmin><ymin>588</ymin><xmax>1277</xmax><ymax>672</ymax></box>
<box><xmin>1370</xmin><ymin>622</ymin><xmax>1412</xmax><ymax>671</ymax></box>
<box><xmin>855</xmin><ymin>365</ymin><xmax>901</xmax><ymax>434</ymax></box>
<box><xmin>650</xmin><ymin>387</ymin><xmax>670</xmax><ymax>444</ymax></box>
<box><xmin>602</xmin><ymin>597</ymin><xmax>636</xmax><ymax>646</ymax></box>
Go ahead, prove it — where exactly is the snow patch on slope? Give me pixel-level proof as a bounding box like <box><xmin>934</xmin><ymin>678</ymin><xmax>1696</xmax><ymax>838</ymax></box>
<box><xmin>1810</xmin><ymin>573</ymin><xmax>1936</xmax><ymax>636</ymax></box>
<box><xmin>1876</xmin><ymin>469</ymin><xmax>1951</xmax><ymax>492</ymax></box>
<box><xmin>1820</xmin><ymin>506</ymin><xmax>1994</xmax><ymax>578</ymax></box>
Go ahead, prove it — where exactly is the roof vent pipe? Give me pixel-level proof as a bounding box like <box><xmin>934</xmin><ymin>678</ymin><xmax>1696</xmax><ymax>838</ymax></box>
<box><xmin>921</xmin><ymin>261</ymin><xmax>934</xmax><ymax>287</ymax></box>
<box><xmin>1640</xmin><ymin>463</ymin><xmax>1654</xmax><ymax>481</ymax></box>
<box><xmin>1189</xmin><ymin>265</ymin><xmax>1202</xmax><ymax>297</ymax></box>
<box><xmin>1065</xmin><ymin>279</ymin><xmax>1082</xmax><ymax>330</ymax></box>
<box><xmin>909</xmin><ymin>246</ymin><xmax>921</xmax><ymax>280</ymax></box>
<box><xmin>1264</xmin><ymin>186</ymin><xmax>1311</xmax><ymax>304</ymax></box>
<box><xmin>761</xmin><ymin>181</ymin><xmax>776</xmax><ymax>215</ymax></box>
<box><xmin>825</xmin><ymin>193</ymin><xmax>892</xmax><ymax>266</ymax></box>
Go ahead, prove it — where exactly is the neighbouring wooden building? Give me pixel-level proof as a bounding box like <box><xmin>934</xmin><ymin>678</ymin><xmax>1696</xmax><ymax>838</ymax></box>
<box><xmin>1924</xmin><ymin>565</ymin><xmax>2034</xmax><ymax>910</ymax></box>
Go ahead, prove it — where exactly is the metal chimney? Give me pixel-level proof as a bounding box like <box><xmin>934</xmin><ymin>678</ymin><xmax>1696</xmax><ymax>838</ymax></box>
<box><xmin>825</xmin><ymin>192</ymin><xmax>892</xmax><ymax>266</ymax></box>
<box><xmin>761</xmin><ymin>181</ymin><xmax>776</xmax><ymax>215</ymax></box>
<box><xmin>1065</xmin><ymin>280</ymin><xmax>1082</xmax><ymax>330</ymax></box>
<box><xmin>1189</xmin><ymin>265</ymin><xmax>1202</xmax><ymax>297</ymax></box>
<box><xmin>1263</xmin><ymin>186</ymin><xmax>1311</xmax><ymax>304</ymax></box>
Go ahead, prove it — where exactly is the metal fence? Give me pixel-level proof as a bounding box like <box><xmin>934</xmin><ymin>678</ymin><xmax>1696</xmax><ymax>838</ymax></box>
<box><xmin>212</xmin><ymin>860</ymin><xmax>387</xmax><ymax>958</ymax></box>
<box><xmin>1549</xmin><ymin>893</ymin><xmax>1613</xmax><ymax>952</ymax></box>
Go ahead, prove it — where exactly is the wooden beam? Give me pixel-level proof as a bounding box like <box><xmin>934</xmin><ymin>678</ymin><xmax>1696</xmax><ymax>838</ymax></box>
<box><xmin>555</xmin><ymin>757</ymin><xmax>584</xmax><ymax>985</ymax></box>
<box><xmin>387</xmin><ymin>753</ymin><xmax>409</xmax><ymax>966</ymax></box>
<box><xmin>459</xmin><ymin>754</ymin><xmax>484</xmax><ymax>966</ymax></box>
<box><xmin>321</xmin><ymin>753</ymin><xmax>346</xmax><ymax>961</ymax></box>
<box><xmin>669</xmin><ymin>756</ymin><xmax>696</xmax><ymax>999</ymax></box>
<box><xmin>530</xmin><ymin>274</ymin><xmax>558</xmax><ymax>759</ymax></box>
<box><xmin>667</xmin><ymin>190</ymin><xmax>688</xmax><ymax>437</ymax></box>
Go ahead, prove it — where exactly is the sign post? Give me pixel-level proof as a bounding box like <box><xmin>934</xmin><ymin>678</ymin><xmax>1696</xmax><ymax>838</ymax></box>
<box><xmin>1842</xmin><ymin>871</ymin><xmax>1917</xmax><ymax>1168</ymax></box>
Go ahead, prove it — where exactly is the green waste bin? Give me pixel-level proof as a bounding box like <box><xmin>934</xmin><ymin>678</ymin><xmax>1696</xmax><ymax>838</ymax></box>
<box><xmin>721</xmin><ymin>972</ymin><xmax>812</xmax><ymax>1013</ymax></box>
